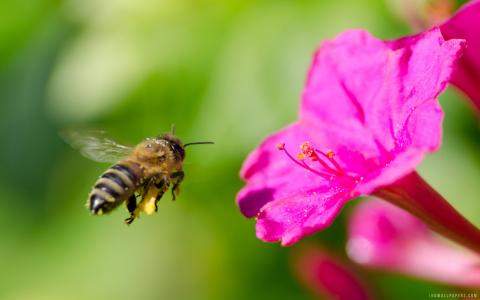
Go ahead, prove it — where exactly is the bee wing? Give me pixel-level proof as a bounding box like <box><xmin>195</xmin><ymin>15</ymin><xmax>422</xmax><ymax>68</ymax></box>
<box><xmin>61</xmin><ymin>130</ymin><xmax>133</xmax><ymax>163</ymax></box>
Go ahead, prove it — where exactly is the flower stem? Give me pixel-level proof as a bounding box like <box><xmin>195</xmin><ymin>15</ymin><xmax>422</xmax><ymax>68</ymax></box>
<box><xmin>374</xmin><ymin>171</ymin><xmax>480</xmax><ymax>254</ymax></box>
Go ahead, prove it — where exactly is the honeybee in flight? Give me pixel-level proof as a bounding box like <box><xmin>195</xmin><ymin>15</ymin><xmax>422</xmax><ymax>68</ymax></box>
<box><xmin>62</xmin><ymin>128</ymin><xmax>213</xmax><ymax>224</ymax></box>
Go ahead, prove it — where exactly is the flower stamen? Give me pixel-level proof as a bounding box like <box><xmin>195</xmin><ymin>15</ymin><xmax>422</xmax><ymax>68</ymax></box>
<box><xmin>277</xmin><ymin>143</ymin><xmax>332</xmax><ymax>179</ymax></box>
<box><xmin>277</xmin><ymin>141</ymin><xmax>355</xmax><ymax>180</ymax></box>
<box><xmin>315</xmin><ymin>148</ymin><xmax>345</xmax><ymax>175</ymax></box>
<box><xmin>300</xmin><ymin>142</ymin><xmax>344</xmax><ymax>176</ymax></box>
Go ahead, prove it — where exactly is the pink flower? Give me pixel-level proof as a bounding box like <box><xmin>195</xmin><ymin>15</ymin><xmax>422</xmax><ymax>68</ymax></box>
<box><xmin>440</xmin><ymin>0</ymin><xmax>480</xmax><ymax>112</ymax></box>
<box><xmin>347</xmin><ymin>199</ymin><xmax>480</xmax><ymax>287</ymax></box>
<box><xmin>292</xmin><ymin>245</ymin><xmax>373</xmax><ymax>300</ymax></box>
<box><xmin>236</xmin><ymin>28</ymin><xmax>465</xmax><ymax>246</ymax></box>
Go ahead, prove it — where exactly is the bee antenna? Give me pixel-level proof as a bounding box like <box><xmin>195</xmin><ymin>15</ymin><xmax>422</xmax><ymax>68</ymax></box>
<box><xmin>171</xmin><ymin>124</ymin><xmax>176</xmax><ymax>135</ymax></box>
<box><xmin>183</xmin><ymin>141</ymin><xmax>215</xmax><ymax>147</ymax></box>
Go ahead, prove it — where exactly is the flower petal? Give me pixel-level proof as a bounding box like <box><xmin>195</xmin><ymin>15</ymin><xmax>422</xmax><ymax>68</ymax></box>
<box><xmin>240</xmin><ymin>122</ymin><xmax>308</xmax><ymax>183</ymax></box>
<box><xmin>301</xmin><ymin>28</ymin><xmax>464</xmax><ymax>193</ymax></box>
<box><xmin>441</xmin><ymin>0</ymin><xmax>480</xmax><ymax>111</ymax></box>
<box><xmin>347</xmin><ymin>199</ymin><xmax>480</xmax><ymax>287</ymax></box>
<box><xmin>292</xmin><ymin>245</ymin><xmax>373</xmax><ymax>300</ymax></box>
<box><xmin>237</xmin><ymin>122</ymin><xmax>357</xmax><ymax>219</ymax></box>
<box><xmin>237</xmin><ymin>27</ymin><xmax>465</xmax><ymax>246</ymax></box>
<box><xmin>255</xmin><ymin>177</ymin><xmax>355</xmax><ymax>246</ymax></box>
<box><xmin>237</xmin><ymin>122</ymin><xmax>357</xmax><ymax>245</ymax></box>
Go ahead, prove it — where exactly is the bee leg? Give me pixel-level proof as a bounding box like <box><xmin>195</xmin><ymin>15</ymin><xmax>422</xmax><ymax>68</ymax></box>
<box><xmin>154</xmin><ymin>179</ymin><xmax>170</xmax><ymax>211</ymax></box>
<box><xmin>124</xmin><ymin>194</ymin><xmax>137</xmax><ymax>225</ymax></box>
<box><xmin>126</xmin><ymin>194</ymin><xmax>137</xmax><ymax>213</ymax></box>
<box><xmin>170</xmin><ymin>171</ymin><xmax>184</xmax><ymax>201</ymax></box>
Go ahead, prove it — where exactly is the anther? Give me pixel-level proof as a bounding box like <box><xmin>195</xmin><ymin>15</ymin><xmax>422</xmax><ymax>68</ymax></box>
<box><xmin>326</xmin><ymin>150</ymin><xmax>335</xmax><ymax>159</ymax></box>
<box><xmin>299</xmin><ymin>142</ymin><xmax>317</xmax><ymax>160</ymax></box>
<box><xmin>277</xmin><ymin>141</ymin><xmax>355</xmax><ymax>181</ymax></box>
<box><xmin>276</xmin><ymin>142</ymin><xmax>333</xmax><ymax>179</ymax></box>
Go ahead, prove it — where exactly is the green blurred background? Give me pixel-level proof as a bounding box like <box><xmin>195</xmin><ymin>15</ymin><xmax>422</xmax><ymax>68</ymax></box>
<box><xmin>0</xmin><ymin>0</ymin><xmax>478</xmax><ymax>299</ymax></box>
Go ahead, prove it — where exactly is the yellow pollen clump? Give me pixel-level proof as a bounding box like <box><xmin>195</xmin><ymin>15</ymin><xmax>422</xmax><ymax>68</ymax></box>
<box><xmin>300</xmin><ymin>141</ymin><xmax>312</xmax><ymax>152</ymax></box>
<box><xmin>297</xmin><ymin>153</ymin><xmax>305</xmax><ymax>160</ymax></box>
<box><xmin>300</xmin><ymin>141</ymin><xmax>318</xmax><ymax>160</ymax></box>
<box><xmin>138</xmin><ymin>186</ymin><xmax>159</xmax><ymax>215</ymax></box>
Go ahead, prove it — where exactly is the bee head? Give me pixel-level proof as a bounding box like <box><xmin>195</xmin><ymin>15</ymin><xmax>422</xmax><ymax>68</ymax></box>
<box><xmin>159</xmin><ymin>133</ymin><xmax>185</xmax><ymax>162</ymax></box>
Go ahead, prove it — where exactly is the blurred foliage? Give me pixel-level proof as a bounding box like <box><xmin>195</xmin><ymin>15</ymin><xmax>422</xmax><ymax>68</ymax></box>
<box><xmin>0</xmin><ymin>0</ymin><xmax>478</xmax><ymax>299</ymax></box>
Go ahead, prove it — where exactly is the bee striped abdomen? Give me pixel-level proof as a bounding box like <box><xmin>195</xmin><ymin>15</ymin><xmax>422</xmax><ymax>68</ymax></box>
<box><xmin>89</xmin><ymin>162</ymin><xmax>142</xmax><ymax>215</ymax></box>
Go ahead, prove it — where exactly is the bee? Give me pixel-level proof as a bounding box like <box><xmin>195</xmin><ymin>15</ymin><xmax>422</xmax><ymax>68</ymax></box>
<box><xmin>62</xmin><ymin>128</ymin><xmax>213</xmax><ymax>224</ymax></box>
